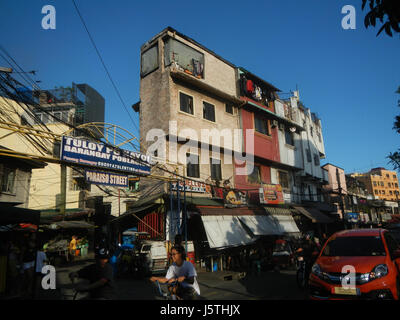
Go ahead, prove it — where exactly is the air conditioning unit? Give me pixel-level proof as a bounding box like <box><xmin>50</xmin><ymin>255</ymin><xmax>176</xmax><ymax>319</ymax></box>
<box><xmin>271</xmin><ymin>120</ymin><xmax>278</xmax><ymax>128</ymax></box>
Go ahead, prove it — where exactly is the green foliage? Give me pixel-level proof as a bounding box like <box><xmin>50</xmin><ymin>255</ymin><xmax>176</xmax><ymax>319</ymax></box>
<box><xmin>388</xmin><ymin>86</ymin><xmax>400</xmax><ymax>170</ymax></box>
<box><xmin>362</xmin><ymin>0</ymin><xmax>400</xmax><ymax>37</ymax></box>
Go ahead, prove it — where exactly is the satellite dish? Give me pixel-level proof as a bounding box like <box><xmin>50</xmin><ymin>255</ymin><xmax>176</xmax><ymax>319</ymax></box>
<box><xmin>289</xmin><ymin>127</ymin><xmax>296</xmax><ymax>133</ymax></box>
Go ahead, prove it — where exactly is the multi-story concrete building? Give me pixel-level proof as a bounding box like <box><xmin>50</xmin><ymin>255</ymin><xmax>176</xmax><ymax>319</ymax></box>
<box><xmin>134</xmin><ymin>27</ymin><xmax>334</xmax><ymax>246</ymax></box>
<box><xmin>137</xmin><ymin>27</ymin><xmax>243</xmax><ymax>192</ymax></box>
<box><xmin>322</xmin><ymin>163</ymin><xmax>347</xmax><ymax>218</ymax></box>
<box><xmin>0</xmin><ymin>84</ymin><xmax>112</xmax><ymax>214</ymax></box>
<box><xmin>275</xmin><ymin>91</ymin><xmax>329</xmax><ymax>205</ymax></box>
<box><xmin>356</xmin><ymin>168</ymin><xmax>400</xmax><ymax>202</ymax></box>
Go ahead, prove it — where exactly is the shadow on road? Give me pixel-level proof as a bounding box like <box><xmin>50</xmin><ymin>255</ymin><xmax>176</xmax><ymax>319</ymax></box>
<box><xmin>238</xmin><ymin>270</ymin><xmax>307</xmax><ymax>300</ymax></box>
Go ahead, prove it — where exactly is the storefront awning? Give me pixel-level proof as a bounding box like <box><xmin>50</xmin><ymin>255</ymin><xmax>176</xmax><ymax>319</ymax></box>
<box><xmin>201</xmin><ymin>215</ymin><xmax>254</xmax><ymax>249</ymax></box>
<box><xmin>0</xmin><ymin>204</ymin><xmax>41</xmax><ymax>226</ymax></box>
<box><xmin>293</xmin><ymin>206</ymin><xmax>333</xmax><ymax>223</ymax></box>
<box><xmin>271</xmin><ymin>214</ymin><xmax>301</xmax><ymax>234</ymax></box>
<box><xmin>237</xmin><ymin>215</ymin><xmax>283</xmax><ymax>236</ymax></box>
<box><xmin>262</xmin><ymin>206</ymin><xmax>300</xmax><ymax>234</ymax></box>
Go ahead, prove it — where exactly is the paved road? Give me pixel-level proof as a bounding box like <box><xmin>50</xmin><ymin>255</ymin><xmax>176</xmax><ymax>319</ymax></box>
<box><xmin>39</xmin><ymin>256</ymin><xmax>306</xmax><ymax>300</ymax></box>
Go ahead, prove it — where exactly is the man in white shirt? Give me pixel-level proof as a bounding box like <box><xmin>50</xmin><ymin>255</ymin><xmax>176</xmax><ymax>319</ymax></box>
<box><xmin>150</xmin><ymin>245</ymin><xmax>200</xmax><ymax>300</ymax></box>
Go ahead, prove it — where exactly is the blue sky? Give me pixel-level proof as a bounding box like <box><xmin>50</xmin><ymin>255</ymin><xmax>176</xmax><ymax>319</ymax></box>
<box><xmin>0</xmin><ymin>0</ymin><xmax>399</xmax><ymax>174</ymax></box>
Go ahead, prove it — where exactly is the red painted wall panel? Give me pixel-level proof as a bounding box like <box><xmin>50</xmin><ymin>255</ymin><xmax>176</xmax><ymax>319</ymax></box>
<box><xmin>138</xmin><ymin>212</ymin><xmax>164</xmax><ymax>239</ymax></box>
<box><xmin>241</xmin><ymin>108</ymin><xmax>280</xmax><ymax>163</ymax></box>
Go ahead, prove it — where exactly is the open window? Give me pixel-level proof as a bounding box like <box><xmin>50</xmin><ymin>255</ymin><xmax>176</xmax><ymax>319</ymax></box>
<box><xmin>254</xmin><ymin>115</ymin><xmax>270</xmax><ymax>136</ymax></box>
<box><xmin>164</xmin><ymin>38</ymin><xmax>204</xmax><ymax>78</ymax></box>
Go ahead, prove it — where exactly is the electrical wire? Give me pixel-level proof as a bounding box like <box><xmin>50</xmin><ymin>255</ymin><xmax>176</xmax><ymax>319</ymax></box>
<box><xmin>71</xmin><ymin>0</ymin><xmax>141</xmax><ymax>139</ymax></box>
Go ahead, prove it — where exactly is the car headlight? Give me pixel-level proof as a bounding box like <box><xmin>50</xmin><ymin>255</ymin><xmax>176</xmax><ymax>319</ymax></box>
<box><xmin>311</xmin><ymin>264</ymin><xmax>321</xmax><ymax>276</ymax></box>
<box><xmin>371</xmin><ymin>264</ymin><xmax>388</xmax><ymax>279</ymax></box>
<box><xmin>359</xmin><ymin>264</ymin><xmax>388</xmax><ymax>284</ymax></box>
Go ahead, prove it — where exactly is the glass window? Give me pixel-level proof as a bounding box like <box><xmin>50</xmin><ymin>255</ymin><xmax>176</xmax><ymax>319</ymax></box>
<box><xmin>285</xmin><ymin>129</ymin><xmax>294</xmax><ymax>146</ymax></box>
<box><xmin>34</xmin><ymin>113</ymin><xmax>42</xmax><ymax>124</ymax></box>
<box><xmin>322</xmin><ymin>236</ymin><xmax>386</xmax><ymax>256</ymax></box>
<box><xmin>186</xmin><ymin>153</ymin><xmax>199</xmax><ymax>178</ymax></box>
<box><xmin>180</xmin><ymin>92</ymin><xmax>194</xmax><ymax>115</ymax></box>
<box><xmin>203</xmin><ymin>102</ymin><xmax>215</xmax><ymax>122</ymax></box>
<box><xmin>141</xmin><ymin>44</ymin><xmax>159</xmax><ymax>77</ymax></box>
<box><xmin>225</xmin><ymin>104</ymin><xmax>233</xmax><ymax>114</ymax></box>
<box><xmin>254</xmin><ymin>116</ymin><xmax>270</xmax><ymax>135</ymax></box>
<box><xmin>306</xmin><ymin>149</ymin><xmax>312</xmax><ymax>162</ymax></box>
<box><xmin>62</xmin><ymin>111</ymin><xmax>69</xmax><ymax>123</ymax></box>
<box><xmin>53</xmin><ymin>111</ymin><xmax>62</xmax><ymax>122</ymax></box>
<box><xmin>42</xmin><ymin>113</ymin><xmax>49</xmax><ymax>124</ymax></box>
<box><xmin>278</xmin><ymin>171</ymin><xmax>289</xmax><ymax>189</ymax></box>
<box><xmin>248</xmin><ymin>165</ymin><xmax>261</xmax><ymax>184</ymax></box>
<box><xmin>1</xmin><ymin>167</ymin><xmax>16</xmax><ymax>193</ymax></box>
<box><xmin>314</xmin><ymin>154</ymin><xmax>320</xmax><ymax>166</ymax></box>
<box><xmin>210</xmin><ymin>158</ymin><xmax>222</xmax><ymax>181</ymax></box>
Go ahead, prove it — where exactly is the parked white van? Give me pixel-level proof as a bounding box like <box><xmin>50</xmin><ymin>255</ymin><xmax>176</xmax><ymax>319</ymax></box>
<box><xmin>140</xmin><ymin>240</ymin><xmax>168</xmax><ymax>275</ymax></box>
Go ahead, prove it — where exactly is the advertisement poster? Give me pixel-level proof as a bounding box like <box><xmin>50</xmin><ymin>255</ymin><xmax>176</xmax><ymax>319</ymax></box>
<box><xmin>259</xmin><ymin>184</ymin><xmax>284</xmax><ymax>205</ymax></box>
<box><xmin>223</xmin><ymin>189</ymin><xmax>248</xmax><ymax>208</ymax></box>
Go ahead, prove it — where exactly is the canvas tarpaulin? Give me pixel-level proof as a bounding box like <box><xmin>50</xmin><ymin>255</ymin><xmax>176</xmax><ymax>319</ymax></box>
<box><xmin>201</xmin><ymin>215</ymin><xmax>254</xmax><ymax>249</ymax></box>
<box><xmin>237</xmin><ymin>215</ymin><xmax>283</xmax><ymax>236</ymax></box>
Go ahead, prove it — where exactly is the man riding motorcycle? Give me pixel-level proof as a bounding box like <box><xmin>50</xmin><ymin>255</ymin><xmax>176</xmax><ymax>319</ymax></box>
<box><xmin>69</xmin><ymin>247</ymin><xmax>116</xmax><ymax>300</ymax></box>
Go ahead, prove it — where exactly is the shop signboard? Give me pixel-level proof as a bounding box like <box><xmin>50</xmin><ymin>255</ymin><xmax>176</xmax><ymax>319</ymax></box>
<box><xmin>259</xmin><ymin>184</ymin><xmax>284</xmax><ymax>205</ymax></box>
<box><xmin>85</xmin><ymin>169</ymin><xmax>129</xmax><ymax>187</ymax></box>
<box><xmin>223</xmin><ymin>189</ymin><xmax>248</xmax><ymax>208</ymax></box>
<box><xmin>171</xmin><ymin>180</ymin><xmax>210</xmax><ymax>193</ymax></box>
<box><xmin>60</xmin><ymin>136</ymin><xmax>151</xmax><ymax>175</ymax></box>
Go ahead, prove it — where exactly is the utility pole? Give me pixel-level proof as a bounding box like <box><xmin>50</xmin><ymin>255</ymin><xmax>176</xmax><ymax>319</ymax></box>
<box><xmin>184</xmin><ymin>180</ymin><xmax>187</xmax><ymax>259</ymax></box>
<box><xmin>337</xmin><ymin>168</ymin><xmax>346</xmax><ymax>229</ymax></box>
<box><xmin>60</xmin><ymin>164</ymin><xmax>67</xmax><ymax>217</ymax></box>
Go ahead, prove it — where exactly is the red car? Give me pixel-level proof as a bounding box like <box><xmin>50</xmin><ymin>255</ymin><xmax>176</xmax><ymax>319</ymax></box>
<box><xmin>309</xmin><ymin>228</ymin><xmax>400</xmax><ymax>300</ymax></box>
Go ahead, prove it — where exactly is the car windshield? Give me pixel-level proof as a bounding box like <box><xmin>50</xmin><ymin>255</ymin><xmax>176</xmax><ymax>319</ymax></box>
<box><xmin>322</xmin><ymin>236</ymin><xmax>386</xmax><ymax>257</ymax></box>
